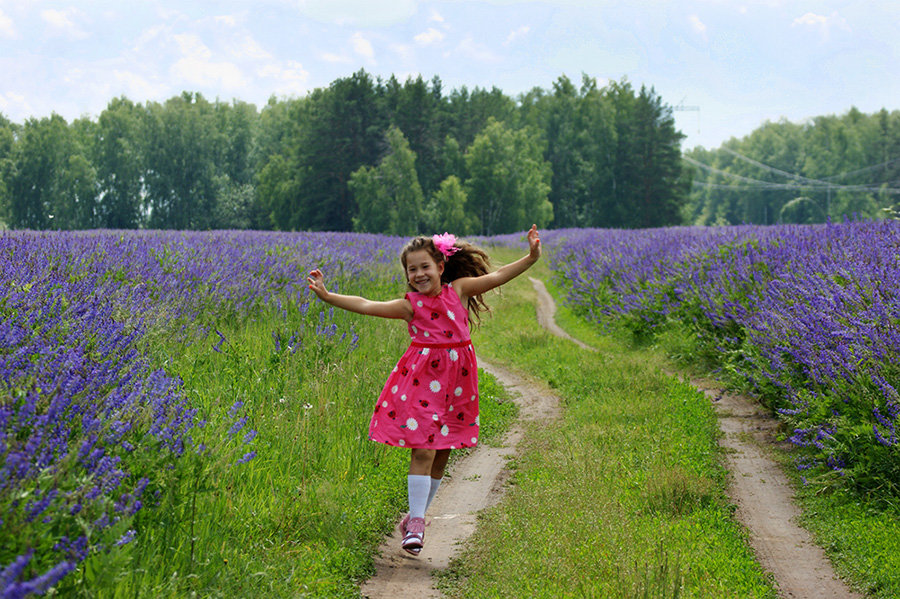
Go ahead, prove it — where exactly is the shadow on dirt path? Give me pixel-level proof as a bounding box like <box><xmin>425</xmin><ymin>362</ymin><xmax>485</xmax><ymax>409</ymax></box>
<box><xmin>360</xmin><ymin>278</ymin><xmax>860</xmax><ymax>599</ymax></box>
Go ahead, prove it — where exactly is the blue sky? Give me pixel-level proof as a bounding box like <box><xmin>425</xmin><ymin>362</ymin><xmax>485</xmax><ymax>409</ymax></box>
<box><xmin>1</xmin><ymin>0</ymin><xmax>898</xmax><ymax>150</ymax></box>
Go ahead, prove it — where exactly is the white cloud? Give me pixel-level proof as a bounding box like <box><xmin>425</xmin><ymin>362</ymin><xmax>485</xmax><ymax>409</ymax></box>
<box><xmin>171</xmin><ymin>56</ymin><xmax>247</xmax><ymax>89</ymax></box>
<box><xmin>259</xmin><ymin>60</ymin><xmax>310</xmax><ymax>97</ymax></box>
<box><xmin>321</xmin><ymin>52</ymin><xmax>352</xmax><ymax>63</ymax></box>
<box><xmin>456</xmin><ymin>36</ymin><xmax>501</xmax><ymax>63</ymax></box>
<box><xmin>689</xmin><ymin>15</ymin><xmax>707</xmax><ymax>39</ymax></box>
<box><xmin>504</xmin><ymin>25</ymin><xmax>531</xmax><ymax>45</ymax></box>
<box><xmin>41</xmin><ymin>8</ymin><xmax>89</xmax><ymax>40</ymax></box>
<box><xmin>0</xmin><ymin>8</ymin><xmax>17</xmax><ymax>39</ymax></box>
<box><xmin>414</xmin><ymin>27</ymin><xmax>444</xmax><ymax>45</ymax></box>
<box><xmin>132</xmin><ymin>24</ymin><xmax>168</xmax><ymax>52</ymax></box>
<box><xmin>792</xmin><ymin>11</ymin><xmax>849</xmax><ymax>38</ymax></box>
<box><xmin>0</xmin><ymin>91</ymin><xmax>30</xmax><ymax>115</ymax></box>
<box><xmin>114</xmin><ymin>70</ymin><xmax>168</xmax><ymax>102</ymax></box>
<box><xmin>170</xmin><ymin>33</ymin><xmax>247</xmax><ymax>89</ymax></box>
<box><xmin>390</xmin><ymin>43</ymin><xmax>415</xmax><ymax>62</ymax></box>
<box><xmin>689</xmin><ymin>15</ymin><xmax>706</xmax><ymax>34</ymax></box>
<box><xmin>237</xmin><ymin>35</ymin><xmax>272</xmax><ymax>60</ymax></box>
<box><xmin>173</xmin><ymin>33</ymin><xmax>212</xmax><ymax>61</ymax></box>
<box><xmin>296</xmin><ymin>0</ymin><xmax>417</xmax><ymax>27</ymax></box>
<box><xmin>793</xmin><ymin>12</ymin><xmax>828</xmax><ymax>27</ymax></box>
<box><xmin>429</xmin><ymin>9</ymin><xmax>445</xmax><ymax>23</ymax></box>
<box><xmin>214</xmin><ymin>15</ymin><xmax>238</xmax><ymax>27</ymax></box>
<box><xmin>351</xmin><ymin>32</ymin><xmax>376</xmax><ymax>62</ymax></box>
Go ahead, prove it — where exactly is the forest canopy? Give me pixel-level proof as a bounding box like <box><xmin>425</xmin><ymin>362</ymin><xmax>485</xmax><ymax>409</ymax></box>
<box><xmin>2</xmin><ymin>69</ymin><xmax>896</xmax><ymax>232</ymax></box>
<box><xmin>0</xmin><ymin>71</ymin><xmax>689</xmax><ymax>233</ymax></box>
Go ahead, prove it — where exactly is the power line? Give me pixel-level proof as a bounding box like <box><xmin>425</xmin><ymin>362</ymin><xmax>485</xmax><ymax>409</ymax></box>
<box><xmin>720</xmin><ymin>148</ymin><xmax>828</xmax><ymax>186</ymax></box>
<box><xmin>690</xmin><ymin>181</ymin><xmax>900</xmax><ymax>194</ymax></box>
<box><xmin>685</xmin><ymin>152</ymin><xmax>900</xmax><ymax>194</ymax></box>
<box><xmin>821</xmin><ymin>157</ymin><xmax>900</xmax><ymax>181</ymax></box>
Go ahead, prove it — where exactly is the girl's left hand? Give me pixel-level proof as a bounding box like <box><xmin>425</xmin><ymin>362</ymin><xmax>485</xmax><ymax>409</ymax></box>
<box><xmin>307</xmin><ymin>269</ymin><xmax>329</xmax><ymax>300</ymax></box>
<box><xmin>527</xmin><ymin>224</ymin><xmax>541</xmax><ymax>261</ymax></box>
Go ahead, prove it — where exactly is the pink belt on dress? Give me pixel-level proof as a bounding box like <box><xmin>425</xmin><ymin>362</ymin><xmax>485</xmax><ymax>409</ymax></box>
<box><xmin>410</xmin><ymin>339</ymin><xmax>472</xmax><ymax>349</ymax></box>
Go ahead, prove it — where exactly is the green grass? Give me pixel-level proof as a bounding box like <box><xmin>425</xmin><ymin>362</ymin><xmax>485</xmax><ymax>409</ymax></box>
<box><xmin>437</xmin><ymin>251</ymin><xmax>776</xmax><ymax>598</ymax></box>
<box><xmin>539</xmin><ymin>259</ymin><xmax>900</xmax><ymax>598</ymax></box>
<box><xmin>615</xmin><ymin>296</ymin><xmax>900</xmax><ymax>598</ymax></box>
<box><xmin>58</xmin><ymin>272</ymin><xmax>518</xmax><ymax>598</ymax></box>
<box><xmin>792</xmin><ymin>486</ymin><xmax>900</xmax><ymax>599</ymax></box>
<box><xmin>54</xmin><ymin>239</ymin><xmax>897</xmax><ymax>598</ymax></box>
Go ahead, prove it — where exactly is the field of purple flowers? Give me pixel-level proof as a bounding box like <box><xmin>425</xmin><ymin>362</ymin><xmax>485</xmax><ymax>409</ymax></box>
<box><xmin>7</xmin><ymin>222</ymin><xmax>900</xmax><ymax>596</ymax></box>
<box><xmin>1</xmin><ymin>230</ymin><xmax>404</xmax><ymax>596</ymax></box>
<box><xmin>546</xmin><ymin>221</ymin><xmax>900</xmax><ymax>497</ymax></box>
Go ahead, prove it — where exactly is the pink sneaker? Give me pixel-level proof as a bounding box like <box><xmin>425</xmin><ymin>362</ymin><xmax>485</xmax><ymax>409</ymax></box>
<box><xmin>401</xmin><ymin>517</ymin><xmax>426</xmax><ymax>555</ymax></box>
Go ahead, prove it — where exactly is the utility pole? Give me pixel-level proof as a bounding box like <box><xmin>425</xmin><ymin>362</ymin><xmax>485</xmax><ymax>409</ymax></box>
<box><xmin>673</xmin><ymin>99</ymin><xmax>700</xmax><ymax>133</ymax></box>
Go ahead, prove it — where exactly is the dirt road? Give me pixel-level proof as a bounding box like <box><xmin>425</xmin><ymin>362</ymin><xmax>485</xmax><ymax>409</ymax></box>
<box><xmin>360</xmin><ymin>278</ymin><xmax>860</xmax><ymax>599</ymax></box>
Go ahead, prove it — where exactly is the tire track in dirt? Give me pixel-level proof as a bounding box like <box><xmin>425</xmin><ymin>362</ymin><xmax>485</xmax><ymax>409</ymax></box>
<box><xmin>361</xmin><ymin>278</ymin><xmax>859</xmax><ymax>599</ymax></box>
<box><xmin>531</xmin><ymin>277</ymin><xmax>860</xmax><ymax>599</ymax></box>
<box><xmin>359</xmin><ymin>324</ymin><xmax>560</xmax><ymax>597</ymax></box>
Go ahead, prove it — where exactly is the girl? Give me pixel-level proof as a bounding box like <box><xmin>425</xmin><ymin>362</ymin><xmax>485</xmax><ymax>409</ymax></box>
<box><xmin>306</xmin><ymin>225</ymin><xmax>541</xmax><ymax>555</ymax></box>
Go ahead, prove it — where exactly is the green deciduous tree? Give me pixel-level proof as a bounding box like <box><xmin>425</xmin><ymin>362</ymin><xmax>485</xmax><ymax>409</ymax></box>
<box><xmin>350</xmin><ymin>126</ymin><xmax>424</xmax><ymax>235</ymax></box>
<box><xmin>8</xmin><ymin>114</ymin><xmax>95</xmax><ymax>230</ymax></box>
<box><xmin>464</xmin><ymin>118</ymin><xmax>553</xmax><ymax>235</ymax></box>
<box><xmin>140</xmin><ymin>92</ymin><xmax>219</xmax><ymax>229</ymax></box>
<box><xmin>96</xmin><ymin>97</ymin><xmax>144</xmax><ymax>228</ymax></box>
<box><xmin>425</xmin><ymin>175</ymin><xmax>477</xmax><ymax>235</ymax></box>
<box><xmin>0</xmin><ymin>114</ymin><xmax>18</xmax><ymax>227</ymax></box>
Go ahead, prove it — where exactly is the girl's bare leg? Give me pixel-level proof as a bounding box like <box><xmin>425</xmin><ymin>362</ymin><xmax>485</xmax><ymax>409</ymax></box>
<box><xmin>409</xmin><ymin>448</ymin><xmax>436</xmax><ymax>475</ymax></box>
<box><xmin>431</xmin><ymin>448</ymin><xmax>451</xmax><ymax>479</ymax></box>
<box><xmin>408</xmin><ymin>448</ymin><xmax>452</xmax><ymax>477</ymax></box>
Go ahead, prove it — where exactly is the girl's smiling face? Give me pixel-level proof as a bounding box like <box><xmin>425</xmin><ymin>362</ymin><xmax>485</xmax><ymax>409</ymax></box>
<box><xmin>405</xmin><ymin>249</ymin><xmax>444</xmax><ymax>296</ymax></box>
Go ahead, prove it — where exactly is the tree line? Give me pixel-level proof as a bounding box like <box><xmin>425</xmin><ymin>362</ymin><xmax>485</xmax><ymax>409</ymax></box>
<box><xmin>0</xmin><ymin>70</ymin><xmax>692</xmax><ymax>234</ymax></box>
<box><xmin>684</xmin><ymin>107</ymin><xmax>900</xmax><ymax>226</ymax></box>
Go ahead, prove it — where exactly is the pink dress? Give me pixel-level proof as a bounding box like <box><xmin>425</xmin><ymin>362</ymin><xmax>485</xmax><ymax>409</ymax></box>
<box><xmin>369</xmin><ymin>284</ymin><xmax>479</xmax><ymax>449</ymax></box>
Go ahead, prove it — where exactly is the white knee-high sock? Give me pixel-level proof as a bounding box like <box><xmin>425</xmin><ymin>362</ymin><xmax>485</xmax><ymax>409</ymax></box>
<box><xmin>408</xmin><ymin>475</ymin><xmax>431</xmax><ymax>519</ymax></box>
<box><xmin>425</xmin><ymin>477</ymin><xmax>442</xmax><ymax>511</ymax></box>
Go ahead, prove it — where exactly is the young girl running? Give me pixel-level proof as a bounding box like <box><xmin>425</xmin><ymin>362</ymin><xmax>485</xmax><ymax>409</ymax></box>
<box><xmin>306</xmin><ymin>225</ymin><xmax>541</xmax><ymax>555</ymax></box>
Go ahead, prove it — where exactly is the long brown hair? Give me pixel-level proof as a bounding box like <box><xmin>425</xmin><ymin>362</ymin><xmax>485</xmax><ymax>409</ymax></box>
<box><xmin>400</xmin><ymin>236</ymin><xmax>493</xmax><ymax>325</ymax></box>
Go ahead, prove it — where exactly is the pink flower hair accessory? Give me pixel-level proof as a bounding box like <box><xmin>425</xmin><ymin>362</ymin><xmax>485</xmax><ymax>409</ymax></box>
<box><xmin>432</xmin><ymin>232</ymin><xmax>460</xmax><ymax>259</ymax></box>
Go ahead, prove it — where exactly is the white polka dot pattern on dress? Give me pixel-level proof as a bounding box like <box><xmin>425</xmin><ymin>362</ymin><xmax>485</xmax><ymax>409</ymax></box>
<box><xmin>369</xmin><ymin>285</ymin><xmax>478</xmax><ymax>450</ymax></box>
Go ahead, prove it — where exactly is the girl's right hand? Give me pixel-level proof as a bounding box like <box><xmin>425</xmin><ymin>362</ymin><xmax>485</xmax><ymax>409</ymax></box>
<box><xmin>307</xmin><ymin>269</ymin><xmax>328</xmax><ymax>300</ymax></box>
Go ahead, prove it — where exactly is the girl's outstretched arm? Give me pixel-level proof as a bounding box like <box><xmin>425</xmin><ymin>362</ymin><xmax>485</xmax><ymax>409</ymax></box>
<box><xmin>307</xmin><ymin>269</ymin><xmax>413</xmax><ymax>320</ymax></box>
<box><xmin>453</xmin><ymin>224</ymin><xmax>541</xmax><ymax>298</ymax></box>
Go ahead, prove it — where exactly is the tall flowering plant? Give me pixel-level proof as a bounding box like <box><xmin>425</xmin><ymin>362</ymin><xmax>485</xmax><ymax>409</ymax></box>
<box><xmin>547</xmin><ymin>221</ymin><xmax>900</xmax><ymax>496</ymax></box>
<box><xmin>1</xmin><ymin>230</ymin><xmax>403</xmax><ymax>595</ymax></box>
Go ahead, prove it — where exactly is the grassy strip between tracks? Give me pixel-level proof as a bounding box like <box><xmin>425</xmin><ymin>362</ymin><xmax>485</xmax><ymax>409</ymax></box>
<box><xmin>436</xmin><ymin>250</ymin><xmax>777</xmax><ymax>598</ymax></box>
